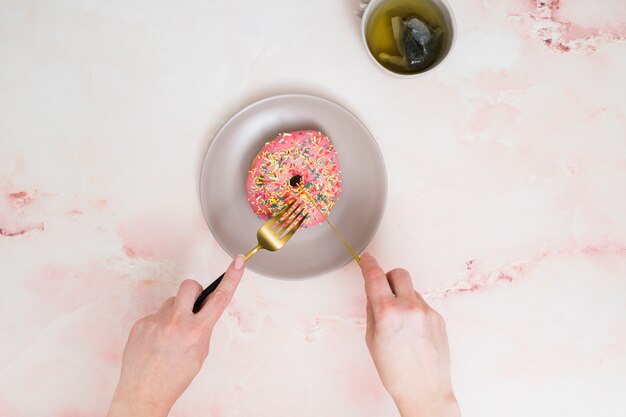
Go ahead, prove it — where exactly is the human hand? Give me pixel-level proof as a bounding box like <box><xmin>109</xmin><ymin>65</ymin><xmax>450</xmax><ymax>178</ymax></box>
<box><xmin>107</xmin><ymin>255</ymin><xmax>245</xmax><ymax>417</ymax></box>
<box><xmin>360</xmin><ymin>253</ymin><xmax>460</xmax><ymax>417</ymax></box>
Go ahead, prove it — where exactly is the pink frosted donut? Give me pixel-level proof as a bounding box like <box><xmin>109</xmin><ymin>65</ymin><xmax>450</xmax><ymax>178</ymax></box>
<box><xmin>246</xmin><ymin>130</ymin><xmax>341</xmax><ymax>227</ymax></box>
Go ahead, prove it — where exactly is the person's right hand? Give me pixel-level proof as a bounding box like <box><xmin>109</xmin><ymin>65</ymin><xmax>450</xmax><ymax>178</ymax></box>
<box><xmin>360</xmin><ymin>253</ymin><xmax>461</xmax><ymax>417</ymax></box>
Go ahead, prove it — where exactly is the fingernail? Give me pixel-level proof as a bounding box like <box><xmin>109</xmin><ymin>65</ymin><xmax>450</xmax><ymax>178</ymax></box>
<box><xmin>233</xmin><ymin>254</ymin><xmax>245</xmax><ymax>270</ymax></box>
<box><xmin>362</xmin><ymin>251</ymin><xmax>371</xmax><ymax>257</ymax></box>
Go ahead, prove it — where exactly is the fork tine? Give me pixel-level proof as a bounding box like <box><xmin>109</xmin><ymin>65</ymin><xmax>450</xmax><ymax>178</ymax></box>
<box><xmin>280</xmin><ymin>212</ymin><xmax>308</xmax><ymax>243</ymax></box>
<box><xmin>266</xmin><ymin>200</ymin><xmax>296</xmax><ymax>228</ymax></box>
<box><xmin>278</xmin><ymin>206</ymin><xmax>306</xmax><ymax>233</ymax></box>
<box><xmin>273</xmin><ymin>203</ymin><xmax>302</xmax><ymax>231</ymax></box>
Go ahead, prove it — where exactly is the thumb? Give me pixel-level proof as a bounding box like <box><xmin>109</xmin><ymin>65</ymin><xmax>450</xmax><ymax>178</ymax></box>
<box><xmin>200</xmin><ymin>255</ymin><xmax>246</xmax><ymax>325</ymax></box>
<box><xmin>360</xmin><ymin>252</ymin><xmax>393</xmax><ymax>306</ymax></box>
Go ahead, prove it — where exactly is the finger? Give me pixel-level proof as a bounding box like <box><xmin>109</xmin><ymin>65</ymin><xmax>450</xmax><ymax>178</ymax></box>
<box><xmin>414</xmin><ymin>290</ymin><xmax>430</xmax><ymax>308</ymax></box>
<box><xmin>386</xmin><ymin>268</ymin><xmax>416</xmax><ymax>300</ymax></box>
<box><xmin>174</xmin><ymin>279</ymin><xmax>203</xmax><ymax>311</ymax></box>
<box><xmin>200</xmin><ymin>255</ymin><xmax>245</xmax><ymax>324</ymax></box>
<box><xmin>360</xmin><ymin>253</ymin><xmax>393</xmax><ymax>306</ymax></box>
<box><xmin>158</xmin><ymin>296</ymin><xmax>175</xmax><ymax>314</ymax></box>
<box><xmin>365</xmin><ymin>297</ymin><xmax>375</xmax><ymax>342</ymax></box>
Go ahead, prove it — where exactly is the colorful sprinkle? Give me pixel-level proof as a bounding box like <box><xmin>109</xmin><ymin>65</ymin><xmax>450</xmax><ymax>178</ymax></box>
<box><xmin>245</xmin><ymin>130</ymin><xmax>341</xmax><ymax>228</ymax></box>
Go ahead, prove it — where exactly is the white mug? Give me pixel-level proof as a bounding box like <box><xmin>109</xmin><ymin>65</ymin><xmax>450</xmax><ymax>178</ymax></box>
<box><xmin>360</xmin><ymin>0</ymin><xmax>457</xmax><ymax>78</ymax></box>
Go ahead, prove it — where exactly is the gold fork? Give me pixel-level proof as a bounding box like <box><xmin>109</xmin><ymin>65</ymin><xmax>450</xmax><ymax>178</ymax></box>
<box><xmin>193</xmin><ymin>200</ymin><xmax>307</xmax><ymax>313</ymax></box>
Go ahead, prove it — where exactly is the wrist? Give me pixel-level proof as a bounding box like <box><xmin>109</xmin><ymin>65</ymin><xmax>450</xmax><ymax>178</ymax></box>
<box><xmin>107</xmin><ymin>388</ymin><xmax>172</xmax><ymax>417</ymax></box>
<box><xmin>394</xmin><ymin>387</ymin><xmax>460</xmax><ymax>417</ymax></box>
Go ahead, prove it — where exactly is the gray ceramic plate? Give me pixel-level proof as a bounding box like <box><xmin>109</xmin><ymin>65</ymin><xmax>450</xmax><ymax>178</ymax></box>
<box><xmin>200</xmin><ymin>94</ymin><xmax>387</xmax><ymax>279</ymax></box>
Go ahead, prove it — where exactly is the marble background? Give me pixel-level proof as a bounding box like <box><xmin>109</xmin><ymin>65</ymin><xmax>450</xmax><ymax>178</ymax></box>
<box><xmin>1</xmin><ymin>0</ymin><xmax>625</xmax><ymax>416</ymax></box>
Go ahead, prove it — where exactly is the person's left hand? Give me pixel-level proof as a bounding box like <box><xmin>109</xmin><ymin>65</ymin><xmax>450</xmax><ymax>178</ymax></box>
<box><xmin>107</xmin><ymin>255</ymin><xmax>245</xmax><ymax>417</ymax></box>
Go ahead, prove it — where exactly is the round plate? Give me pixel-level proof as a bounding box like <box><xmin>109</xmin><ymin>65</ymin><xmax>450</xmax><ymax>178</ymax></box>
<box><xmin>200</xmin><ymin>94</ymin><xmax>387</xmax><ymax>279</ymax></box>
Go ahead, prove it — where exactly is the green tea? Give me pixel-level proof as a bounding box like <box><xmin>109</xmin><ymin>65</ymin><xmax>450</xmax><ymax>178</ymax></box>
<box><xmin>365</xmin><ymin>0</ymin><xmax>450</xmax><ymax>74</ymax></box>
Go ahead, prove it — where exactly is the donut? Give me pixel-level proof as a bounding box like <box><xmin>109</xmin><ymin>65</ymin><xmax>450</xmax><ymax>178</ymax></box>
<box><xmin>245</xmin><ymin>130</ymin><xmax>341</xmax><ymax>227</ymax></box>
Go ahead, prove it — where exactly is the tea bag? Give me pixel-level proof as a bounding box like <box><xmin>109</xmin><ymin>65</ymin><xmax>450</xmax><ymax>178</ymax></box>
<box><xmin>379</xmin><ymin>16</ymin><xmax>442</xmax><ymax>72</ymax></box>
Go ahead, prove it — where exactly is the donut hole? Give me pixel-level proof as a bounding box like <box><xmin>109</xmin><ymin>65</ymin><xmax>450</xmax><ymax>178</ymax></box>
<box><xmin>290</xmin><ymin>175</ymin><xmax>303</xmax><ymax>187</ymax></box>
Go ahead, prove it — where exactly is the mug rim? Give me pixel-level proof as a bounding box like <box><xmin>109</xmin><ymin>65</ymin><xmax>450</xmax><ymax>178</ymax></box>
<box><xmin>360</xmin><ymin>0</ymin><xmax>457</xmax><ymax>79</ymax></box>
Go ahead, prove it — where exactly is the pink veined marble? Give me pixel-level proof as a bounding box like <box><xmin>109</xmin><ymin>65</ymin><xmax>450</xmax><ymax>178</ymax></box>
<box><xmin>0</xmin><ymin>1</ymin><xmax>625</xmax><ymax>417</ymax></box>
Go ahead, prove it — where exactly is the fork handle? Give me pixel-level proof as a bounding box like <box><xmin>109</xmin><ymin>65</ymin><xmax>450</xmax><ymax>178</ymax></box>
<box><xmin>192</xmin><ymin>272</ymin><xmax>225</xmax><ymax>313</ymax></box>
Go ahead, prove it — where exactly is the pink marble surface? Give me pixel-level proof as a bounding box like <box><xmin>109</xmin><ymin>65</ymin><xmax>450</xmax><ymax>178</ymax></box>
<box><xmin>1</xmin><ymin>0</ymin><xmax>625</xmax><ymax>416</ymax></box>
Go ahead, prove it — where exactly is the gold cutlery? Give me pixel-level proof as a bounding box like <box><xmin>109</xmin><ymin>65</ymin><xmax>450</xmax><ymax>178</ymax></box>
<box><xmin>193</xmin><ymin>200</ymin><xmax>307</xmax><ymax>313</ymax></box>
<box><xmin>297</xmin><ymin>184</ymin><xmax>361</xmax><ymax>267</ymax></box>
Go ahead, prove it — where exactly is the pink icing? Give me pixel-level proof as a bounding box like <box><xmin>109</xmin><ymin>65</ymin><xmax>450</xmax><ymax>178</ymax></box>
<box><xmin>245</xmin><ymin>130</ymin><xmax>341</xmax><ymax>227</ymax></box>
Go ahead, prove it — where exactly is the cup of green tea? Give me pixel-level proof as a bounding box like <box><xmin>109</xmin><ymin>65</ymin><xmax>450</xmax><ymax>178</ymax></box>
<box><xmin>361</xmin><ymin>0</ymin><xmax>456</xmax><ymax>77</ymax></box>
